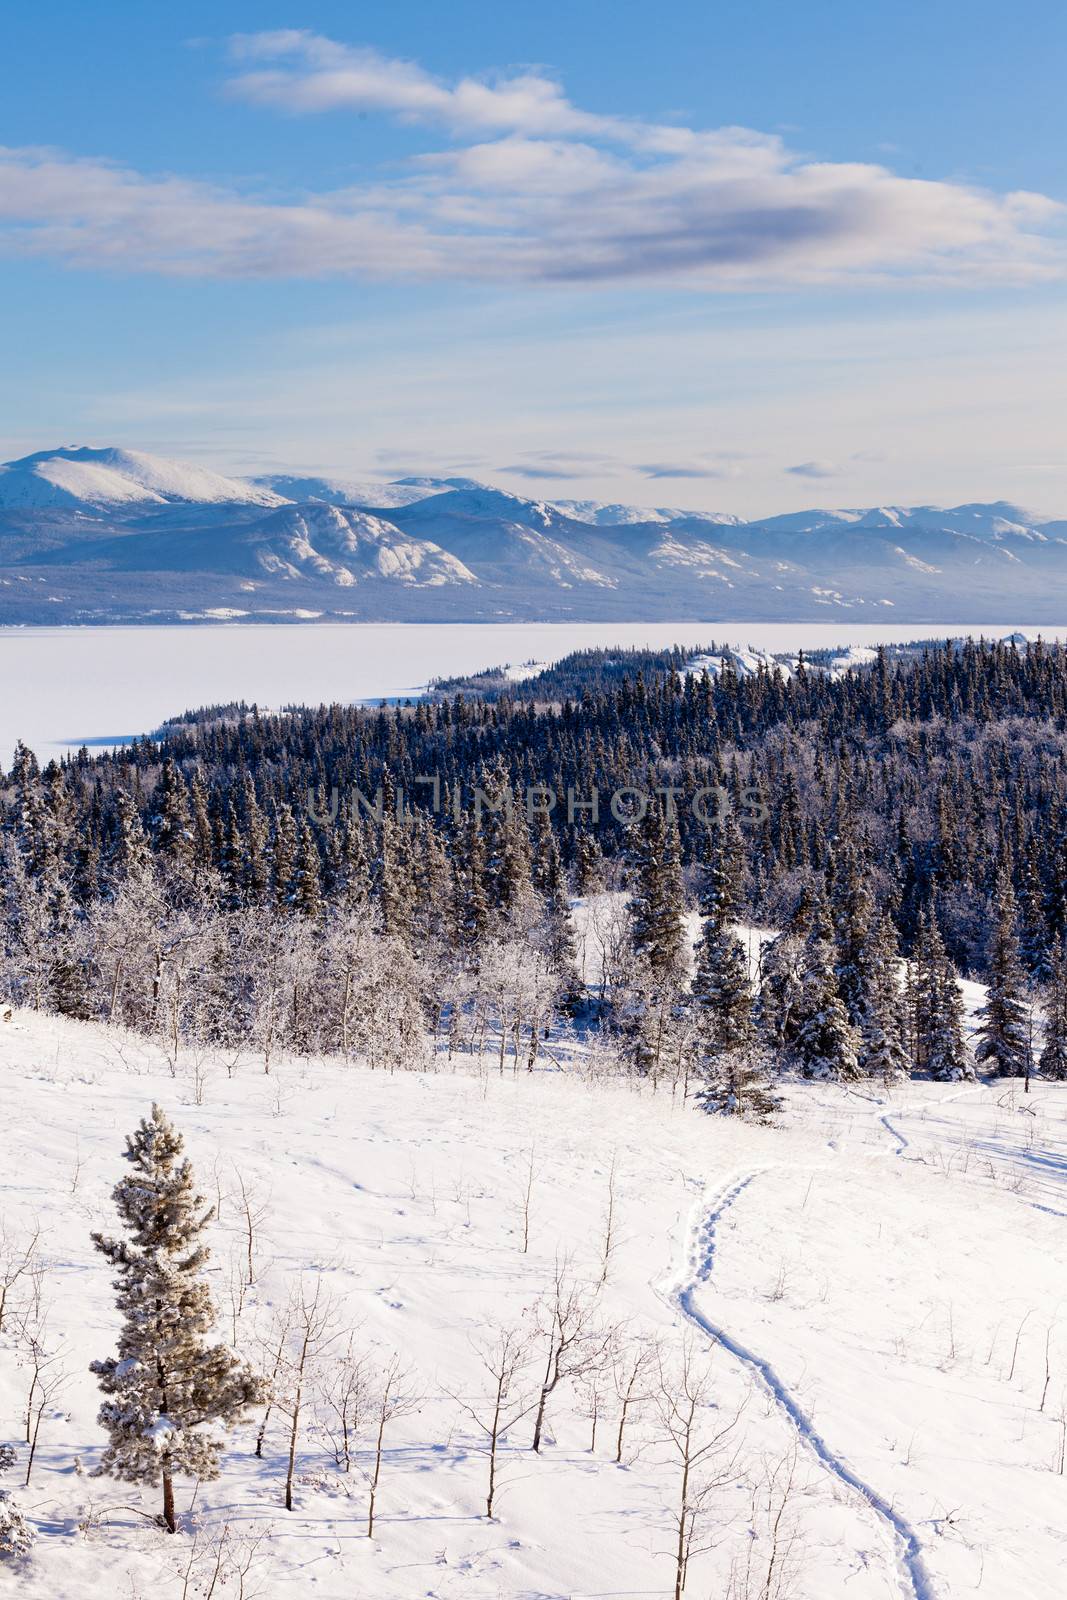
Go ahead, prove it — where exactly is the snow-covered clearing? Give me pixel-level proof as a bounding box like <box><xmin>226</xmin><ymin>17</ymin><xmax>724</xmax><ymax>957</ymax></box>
<box><xmin>1</xmin><ymin>1009</ymin><xmax>1065</xmax><ymax>1600</ymax></box>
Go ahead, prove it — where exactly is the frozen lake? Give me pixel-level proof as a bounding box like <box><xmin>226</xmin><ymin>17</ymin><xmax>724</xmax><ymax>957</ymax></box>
<box><xmin>1</xmin><ymin>620</ymin><xmax>1060</xmax><ymax>766</ymax></box>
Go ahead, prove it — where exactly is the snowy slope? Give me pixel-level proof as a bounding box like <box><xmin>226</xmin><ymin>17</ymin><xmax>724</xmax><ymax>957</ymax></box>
<box><xmin>247</xmin><ymin>475</ymin><xmax>444</xmax><ymax>510</ymax></box>
<box><xmin>237</xmin><ymin>504</ymin><xmax>480</xmax><ymax>588</ymax></box>
<box><xmin>1</xmin><ymin>1006</ymin><xmax>1064</xmax><ymax>1600</ymax></box>
<box><xmin>551</xmin><ymin>499</ymin><xmax>745</xmax><ymax>527</ymax></box>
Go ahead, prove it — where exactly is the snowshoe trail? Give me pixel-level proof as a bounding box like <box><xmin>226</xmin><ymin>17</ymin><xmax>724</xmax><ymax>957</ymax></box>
<box><xmin>879</xmin><ymin>1113</ymin><xmax>909</xmax><ymax>1155</ymax></box>
<box><xmin>666</xmin><ymin>1169</ymin><xmax>939</xmax><ymax>1600</ymax></box>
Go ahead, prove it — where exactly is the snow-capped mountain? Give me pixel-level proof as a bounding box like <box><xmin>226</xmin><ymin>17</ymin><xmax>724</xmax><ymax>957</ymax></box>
<box><xmin>248</xmin><ymin>473</ymin><xmax>491</xmax><ymax>510</ymax></box>
<box><xmin>248</xmin><ymin>474</ymin><xmax>441</xmax><ymax>510</ymax></box>
<box><xmin>3</xmin><ymin>444</ymin><xmax>1067</xmax><ymax>623</ymax></box>
<box><xmin>753</xmin><ymin>501</ymin><xmax>1064</xmax><ymax>541</ymax></box>
<box><xmin>551</xmin><ymin>498</ymin><xmax>744</xmax><ymax>527</ymax></box>
<box><xmin>0</xmin><ymin>446</ymin><xmax>284</xmax><ymax>509</ymax></box>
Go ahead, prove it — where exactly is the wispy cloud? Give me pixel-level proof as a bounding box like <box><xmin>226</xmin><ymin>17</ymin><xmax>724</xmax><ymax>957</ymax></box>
<box><xmin>500</xmin><ymin>463</ymin><xmax>589</xmax><ymax>480</ymax></box>
<box><xmin>638</xmin><ymin>461</ymin><xmax>731</xmax><ymax>479</ymax></box>
<box><xmin>0</xmin><ymin>35</ymin><xmax>1061</xmax><ymax>288</ymax></box>
<box><xmin>786</xmin><ymin>460</ymin><xmax>842</xmax><ymax>479</ymax></box>
<box><xmin>501</xmin><ymin>448</ymin><xmax>625</xmax><ymax>480</ymax></box>
<box><xmin>227</xmin><ymin>31</ymin><xmax>631</xmax><ymax>142</ymax></box>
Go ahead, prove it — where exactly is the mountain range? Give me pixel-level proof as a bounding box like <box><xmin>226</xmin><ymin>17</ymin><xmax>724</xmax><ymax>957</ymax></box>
<box><xmin>1</xmin><ymin>445</ymin><xmax>1065</xmax><ymax>624</ymax></box>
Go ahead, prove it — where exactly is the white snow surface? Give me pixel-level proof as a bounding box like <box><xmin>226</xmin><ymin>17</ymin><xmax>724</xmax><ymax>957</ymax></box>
<box><xmin>1</xmin><ymin>1002</ymin><xmax>1064</xmax><ymax>1600</ymax></box>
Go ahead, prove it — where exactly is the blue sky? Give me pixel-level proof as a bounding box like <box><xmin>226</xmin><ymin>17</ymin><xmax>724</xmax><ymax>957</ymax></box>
<box><xmin>3</xmin><ymin>1</ymin><xmax>1066</xmax><ymax>513</ymax></box>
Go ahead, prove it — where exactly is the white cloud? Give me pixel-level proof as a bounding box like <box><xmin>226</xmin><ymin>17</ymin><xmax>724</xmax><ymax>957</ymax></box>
<box><xmin>0</xmin><ymin>37</ymin><xmax>1062</xmax><ymax>289</ymax></box>
<box><xmin>227</xmin><ymin>32</ymin><xmax>629</xmax><ymax>141</ymax></box>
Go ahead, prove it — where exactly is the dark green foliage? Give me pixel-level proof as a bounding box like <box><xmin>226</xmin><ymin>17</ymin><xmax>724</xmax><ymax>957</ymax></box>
<box><xmin>1038</xmin><ymin>944</ymin><xmax>1067</xmax><ymax>1080</ymax></box>
<box><xmin>975</xmin><ymin>878</ymin><xmax>1034</xmax><ymax>1079</ymax></box>
<box><xmin>910</xmin><ymin>911</ymin><xmax>973</xmax><ymax>1081</ymax></box>
<box><xmin>628</xmin><ymin>804</ymin><xmax>686</xmax><ymax>984</ymax></box>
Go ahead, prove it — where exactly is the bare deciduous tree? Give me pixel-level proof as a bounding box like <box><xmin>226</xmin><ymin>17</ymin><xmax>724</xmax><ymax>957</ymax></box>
<box><xmin>445</xmin><ymin>1325</ymin><xmax>534</xmax><ymax>1517</ymax></box>
<box><xmin>273</xmin><ymin>1282</ymin><xmax>339</xmax><ymax>1512</ymax></box>
<box><xmin>0</xmin><ymin>1224</ymin><xmax>41</xmax><ymax>1335</ymax></box>
<box><xmin>530</xmin><ymin>1265</ymin><xmax>613</xmax><ymax>1454</ymax></box>
<box><xmin>657</xmin><ymin>1342</ymin><xmax>743</xmax><ymax>1600</ymax></box>
<box><xmin>611</xmin><ymin>1330</ymin><xmax>660</xmax><ymax>1464</ymax></box>
<box><xmin>365</xmin><ymin>1354</ymin><xmax>420</xmax><ymax>1538</ymax></box>
<box><xmin>726</xmin><ymin>1448</ymin><xmax>804</xmax><ymax>1600</ymax></box>
<box><xmin>253</xmin><ymin>1318</ymin><xmax>289</xmax><ymax>1461</ymax></box>
<box><xmin>598</xmin><ymin>1148</ymin><xmax>620</xmax><ymax>1287</ymax></box>
<box><xmin>514</xmin><ymin>1145</ymin><xmax>540</xmax><ymax>1255</ymax></box>
<box><xmin>18</xmin><ymin>1318</ymin><xmax>69</xmax><ymax>1486</ymax></box>
<box><xmin>175</xmin><ymin>1520</ymin><xmax>269</xmax><ymax>1600</ymax></box>
<box><xmin>319</xmin><ymin>1334</ymin><xmax>369</xmax><ymax>1474</ymax></box>
<box><xmin>232</xmin><ymin>1168</ymin><xmax>270</xmax><ymax>1288</ymax></box>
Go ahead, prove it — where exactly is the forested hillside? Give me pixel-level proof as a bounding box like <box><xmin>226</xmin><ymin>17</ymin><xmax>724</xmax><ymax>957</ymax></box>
<box><xmin>2</xmin><ymin>637</ymin><xmax>1065</xmax><ymax>1098</ymax></box>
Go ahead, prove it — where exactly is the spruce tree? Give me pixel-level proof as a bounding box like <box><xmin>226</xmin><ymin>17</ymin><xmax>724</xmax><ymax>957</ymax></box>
<box><xmin>911</xmin><ymin>911</ymin><xmax>973</xmax><ymax>1081</ymax></box>
<box><xmin>112</xmin><ymin>791</ymin><xmax>152</xmax><ymax>883</ymax></box>
<box><xmin>151</xmin><ymin>760</ymin><xmax>194</xmax><ymax>872</ymax></box>
<box><xmin>269</xmin><ymin>803</ymin><xmax>298</xmax><ymax>911</ymax></box>
<box><xmin>975</xmin><ymin>878</ymin><xmax>1034</xmax><ymax>1079</ymax></box>
<box><xmin>573</xmin><ymin>828</ymin><xmax>604</xmax><ymax>896</ymax></box>
<box><xmin>240</xmin><ymin>777</ymin><xmax>271</xmax><ymax>904</ymax></box>
<box><xmin>755</xmin><ymin>887</ymin><xmax>815</xmax><ymax>1053</ymax></box>
<box><xmin>1038</xmin><ymin>944</ymin><xmax>1067</xmax><ymax>1080</ymax></box>
<box><xmin>287</xmin><ymin>818</ymin><xmax>324</xmax><ymax>919</ymax></box>
<box><xmin>789</xmin><ymin>888</ymin><xmax>861</xmax><ymax>1080</ymax></box>
<box><xmin>377</xmin><ymin>814</ymin><xmax>414</xmax><ymax>942</ymax></box>
<box><xmin>628</xmin><ymin>804</ymin><xmax>687</xmax><ymax>985</ymax></box>
<box><xmin>454</xmin><ymin>811</ymin><xmax>491</xmax><ymax>948</ymax></box>
<box><xmin>0</xmin><ymin>1490</ymin><xmax>35</xmax><ymax>1559</ymax></box>
<box><xmin>697</xmin><ymin>813</ymin><xmax>743</xmax><ymax>929</ymax></box>
<box><xmin>691</xmin><ymin>919</ymin><xmax>779</xmax><ymax>1118</ymax></box>
<box><xmin>830</xmin><ymin>842</ymin><xmax>876</xmax><ymax>1029</ymax></box>
<box><xmin>857</xmin><ymin>914</ymin><xmax>910</xmax><ymax>1080</ymax></box>
<box><xmin>90</xmin><ymin>1106</ymin><xmax>262</xmax><ymax>1533</ymax></box>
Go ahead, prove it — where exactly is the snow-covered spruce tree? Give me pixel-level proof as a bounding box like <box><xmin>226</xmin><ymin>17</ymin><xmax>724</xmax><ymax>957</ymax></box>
<box><xmin>150</xmin><ymin>759</ymin><xmax>195</xmax><ymax>877</ymax></box>
<box><xmin>1039</xmin><ymin>943</ymin><xmax>1067</xmax><ymax>1080</ymax></box>
<box><xmin>854</xmin><ymin>913</ymin><xmax>910</xmax><ymax>1080</ymax></box>
<box><xmin>628</xmin><ymin>803</ymin><xmax>687</xmax><ymax>985</ymax></box>
<box><xmin>785</xmin><ymin>886</ymin><xmax>861</xmax><ymax>1081</ymax></box>
<box><xmin>90</xmin><ymin>1105</ymin><xmax>263</xmax><ymax>1533</ymax></box>
<box><xmin>754</xmin><ymin>925</ymin><xmax>803</xmax><ymax>1054</ymax></box>
<box><xmin>829</xmin><ymin>844</ymin><xmax>908</xmax><ymax>1076</ymax></box>
<box><xmin>911</xmin><ymin>910</ymin><xmax>973</xmax><ymax>1081</ymax></box>
<box><xmin>691</xmin><ymin>918</ymin><xmax>780</xmax><ymax>1119</ymax></box>
<box><xmin>0</xmin><ymin>1490</ymin><xmax>35</xmax><ymax>1559</ymax></box>
<box><xmin>975</xmin><ymin>878</ymin><xmax>1034</xmax><ymax>1080</ymax></box>
<box><xmin>574</xmin><ymin>827</ymin><xmax>605</xmax><ymax>896</ymax></box>
<box><xmin>696</xmin><ymin>813</ymin><xmax>744</xmax><ymax>929</ymax></box>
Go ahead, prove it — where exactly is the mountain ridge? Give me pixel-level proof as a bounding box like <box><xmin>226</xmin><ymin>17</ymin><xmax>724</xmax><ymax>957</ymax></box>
<box><xmin>2</xmin><ymin>444</ymin><xmax>1065</xmax><ymax>624</ymax></box>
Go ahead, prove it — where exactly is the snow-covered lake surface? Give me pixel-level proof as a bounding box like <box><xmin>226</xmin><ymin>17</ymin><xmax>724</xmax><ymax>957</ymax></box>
<box><xmin>3</xmin><ymin>621</ymin><xmax>1064</xmax><ymax>766</ymax></box>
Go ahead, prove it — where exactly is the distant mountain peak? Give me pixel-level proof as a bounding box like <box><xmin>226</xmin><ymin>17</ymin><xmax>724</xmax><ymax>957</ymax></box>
<box><xmin>0</xmin><ymin>445</ymin><xmax>284</xmax><ymax>510</ymax></box>
<box><xmin>391</xmin><ymin>475</ymin><xmax>488</xmax><ymax>491</ymax></box>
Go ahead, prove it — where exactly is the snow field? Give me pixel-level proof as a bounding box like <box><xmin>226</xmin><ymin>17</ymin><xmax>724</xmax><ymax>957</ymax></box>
<box><xmin>1</xmin><ymin>1009</ymin><xmax>1065</xmax><ymax>1599</ymax></box>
